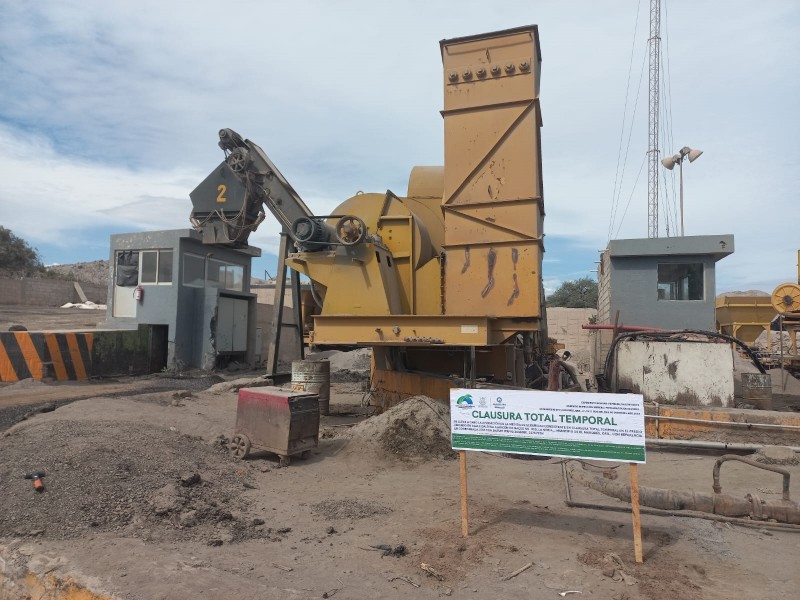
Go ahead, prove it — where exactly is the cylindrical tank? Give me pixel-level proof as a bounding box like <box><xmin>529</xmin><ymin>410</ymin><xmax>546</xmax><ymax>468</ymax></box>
<box><xmin>292</xmin><ymin>360</ymin><xmax>331</xmax><ymax>415</ymax></box>
<box><xmin>741</xmin><ymin>373</ymin><xmax>773</xmax><ymax>410</ymax></box>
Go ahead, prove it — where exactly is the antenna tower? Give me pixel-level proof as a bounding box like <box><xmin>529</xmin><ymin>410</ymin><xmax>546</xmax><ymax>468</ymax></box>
<box><xmin>647</xmin><ymin>0</ymin><xmax>661</xmax><ymax>238</ymax></box>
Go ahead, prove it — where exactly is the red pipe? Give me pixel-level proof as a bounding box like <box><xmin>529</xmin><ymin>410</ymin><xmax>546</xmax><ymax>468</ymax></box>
<box><xmin>581</xmin><ymin>324</ymin><xmax>667</xmax><ymax>332</ymax></box>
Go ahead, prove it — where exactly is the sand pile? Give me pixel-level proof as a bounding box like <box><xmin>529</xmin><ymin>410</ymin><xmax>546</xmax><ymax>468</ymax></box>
<box><xmin>754</xmin><ymin>330</ymin><xmax>799</xmax><ymax>354</ymax></box>
<box><xmin>306</xmin><ymin>348</ymin><xmax>372</xmax><ymax>382</ymax></box>
<box><xmin>343</xmin><ymin>395</ymin><xmax>455</xmax><ymax>461</ymax></box>
<box><xmin>0</xmin><ymin>420</ymin><xmax>273</xmax><ymax>544</ymax></box>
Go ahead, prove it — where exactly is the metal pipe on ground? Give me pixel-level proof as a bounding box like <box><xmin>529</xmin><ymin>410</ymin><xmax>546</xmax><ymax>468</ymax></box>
<box><xmin>559</xmin><ymin>462</ymin><xmax>800</xmax><ymax>532</ymax></box>
<box><xmin>582</xmin><ymin>324</ymin><xmax>667</xmax><ymax>332</ymax></box>
<box><xmin>646</xmin><ymin>439</ymin><xmax>800</xmax><ymax>453</ymax></box>
<box><xmin>566</xmin><ymin>463</ymin><xmax>800</xmax><ymax>524</ymax></box>
<box><xmin>644</xmin><ymin>414</ymin><xmax>800</xmax><ymax>432</ymax></box>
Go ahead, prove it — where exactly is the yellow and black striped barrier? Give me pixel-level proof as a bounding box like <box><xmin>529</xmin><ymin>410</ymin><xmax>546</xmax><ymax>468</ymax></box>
<box><xmin>0</xmin><ymin>332</ymin><xmax>94</xmax><ymax>382</ymax></box>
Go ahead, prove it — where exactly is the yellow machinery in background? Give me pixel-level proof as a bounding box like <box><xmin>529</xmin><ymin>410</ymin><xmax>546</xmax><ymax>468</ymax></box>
<box><xmin>770</xmin><ymin>251</ymin><xmax>800</xmax><ymax>367</ymax></box>
<box><xmin>715</xmin><ymin>294</ymin><xmax>776</xmax><ymax>344</ymax></box>
<box><xmin>190</xmin><ymin>26</ymin><xmax>548</xmax><ymax>405</ymax></box>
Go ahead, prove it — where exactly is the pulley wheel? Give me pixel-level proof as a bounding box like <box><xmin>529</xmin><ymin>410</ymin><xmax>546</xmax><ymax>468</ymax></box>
<box><xmin>335</xmin><ymin>215</ymin><xmax>367</xmax><ymax>245</ymax></box>
<box><xmin>229</xmin><ymin>434</ymin><xmax>251</xmax><ymax>459</ymax></box>
<box><xmin>226</xmin><ymin>147</ymin><xmax>250</xmax><ymax>172</ymax></box>
<box><xmin>771</xmin><ymin>282</ymin><xmax>800</xmax><ymax>314</ymax></box>
<box><xmin>292</xmin><ymin>217</ymin><xmax>319</xmax><ymax>243</ymax></box>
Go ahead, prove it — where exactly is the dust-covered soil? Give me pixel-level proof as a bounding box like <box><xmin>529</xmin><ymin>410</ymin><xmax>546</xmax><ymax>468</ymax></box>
<box><xmin>341</xmin><ymin>395</ymin><xmax>457</xmax><ymax>461</ymax></box>
<box><xmin>0</xmin><ymin>420</ymin><xmax>273</xmax><ymax>544</ymax></box>
<box><xmin>0</xmin><ymin>379</ymin><xmax>798</xmax><ymax>600</ymax></box>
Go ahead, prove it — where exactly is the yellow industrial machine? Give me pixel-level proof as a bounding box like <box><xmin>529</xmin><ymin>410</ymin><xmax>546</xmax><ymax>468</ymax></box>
<box><xmin>770</xmin><ymin>253</ymin><xmax>800</xmax><ymax>367</ymax></box>
<box><xmin>715</xmin><ymin>294</ymin><xmax>776</xmax><ymax>344</ymax></box>
<box><xmin>190</xmin><ymin>26</ymin><xmax>548</xmax><ymax>403</ymax></box>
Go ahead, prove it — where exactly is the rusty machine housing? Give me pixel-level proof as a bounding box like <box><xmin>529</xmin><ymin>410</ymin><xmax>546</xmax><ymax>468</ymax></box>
<box><xmin>190</xmin><ymin>26</ymin><xmax>548</xmax><ymax>404</ymax></box>
<box><xmin>230</xmin><ymin>386</ymin><xmax>320</xmax><ymax>466</ymax></box>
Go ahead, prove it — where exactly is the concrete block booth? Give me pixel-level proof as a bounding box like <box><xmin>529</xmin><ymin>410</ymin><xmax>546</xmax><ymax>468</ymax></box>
<box><xmin>101</xmin><ymin>229</ymin><xmax>260</xmax><ymax>371</ymax></box>
<box><xmin>597</xmin><ymin>234</ymin><xmax>734</xmax><ymax>331</ymax></box>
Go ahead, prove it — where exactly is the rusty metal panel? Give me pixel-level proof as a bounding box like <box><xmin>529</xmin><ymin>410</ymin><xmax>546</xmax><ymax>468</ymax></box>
<box><xmin>440</xmin><ymin>26</ymin><xmax>544</xmax><ymax>319</ymax></box>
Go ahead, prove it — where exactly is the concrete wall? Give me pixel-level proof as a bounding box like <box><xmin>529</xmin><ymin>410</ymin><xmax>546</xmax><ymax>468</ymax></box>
<box><xmin>0</xmin><ymin>326</ymin><xmax>159</xmax><ymax>382</ymax></box>
<box><xmin>0</xmin><ymin>278</ymin><xmax>107</xmax><ymax>307</ymax></box>
<box><xmin>546</xmin><ymin>307</ymin><xmax>596</xmax><ymax>373</ymax></box>
<box><xmin>613</xmin><ymin>339</ymin><xmax>734</xmax><ymax>407</ymax></box>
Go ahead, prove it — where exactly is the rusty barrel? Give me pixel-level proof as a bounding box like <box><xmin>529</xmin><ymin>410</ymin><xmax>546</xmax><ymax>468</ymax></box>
<box><xmin>291</xmin><ymin>360</ymin><xmax>331</xmax><ymax>415</ymax></box>
<box><xmin>741</xmin><ymin>373</ymin><xmax>772</xmax><ymax>410</ymax></box>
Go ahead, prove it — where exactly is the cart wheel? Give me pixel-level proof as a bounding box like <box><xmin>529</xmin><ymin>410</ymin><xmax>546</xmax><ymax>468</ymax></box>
<box><xmin>279</xmin><ymin>456</ymin><xmax>291</xmax><ymax>468</ymax></box>
<box><xmin>229</xmin><ymin>434</ymin><xmax>251</xmax><ymax>459</ymax></box>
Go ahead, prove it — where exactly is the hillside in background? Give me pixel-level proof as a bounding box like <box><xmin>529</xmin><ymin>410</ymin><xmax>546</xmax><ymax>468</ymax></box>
<box><xmin>46</xmin><ymin>260</ymin><xmax>110</xmax><ymax>287</ymax></box>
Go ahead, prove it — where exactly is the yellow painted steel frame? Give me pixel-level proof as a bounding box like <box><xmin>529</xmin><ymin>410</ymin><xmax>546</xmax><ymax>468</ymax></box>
<box><xmin>310</xmin><ymin>314</ymin><xmax>540</xmax><ymax>346</ymax></box>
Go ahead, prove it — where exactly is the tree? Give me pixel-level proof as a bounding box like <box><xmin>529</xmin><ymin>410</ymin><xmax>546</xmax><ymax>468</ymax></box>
<box><xmin>0</xmin><ymin>226</ymin><xmax>43</xmax><ymax>273</ymax></box>
<box><xmin>547</xmin><ymin>277</ymin><xmax>598</xmax><ymax>308</ymax></box>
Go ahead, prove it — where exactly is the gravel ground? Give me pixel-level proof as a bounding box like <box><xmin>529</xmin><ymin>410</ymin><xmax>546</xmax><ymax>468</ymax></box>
<box><xmin>0</xmin><ymin>374</ymin><xmax>224</xmax><ymax>432</ymax></box>
<box><xmin>0</xmin><ymin>420</ymin><xmax>276</xmax><ymax>544</ymax></box>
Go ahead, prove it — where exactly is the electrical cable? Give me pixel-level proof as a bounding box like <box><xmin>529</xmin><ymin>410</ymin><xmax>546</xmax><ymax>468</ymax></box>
<box><xmin>613</xmin><ymin>153</ymin><xmax>647</xmax><ymax>238</ymax></box>
<box><xmin>608</xmin><ymin>0</ymin><xmax>644</xmax><ymax>240</ymax></box>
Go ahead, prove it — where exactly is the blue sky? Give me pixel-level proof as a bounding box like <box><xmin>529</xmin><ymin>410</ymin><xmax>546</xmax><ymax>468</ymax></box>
<box><xmin>1</xmin><ymin>1</ymin><xmax>797</xmax><ymax>294</ymax></box>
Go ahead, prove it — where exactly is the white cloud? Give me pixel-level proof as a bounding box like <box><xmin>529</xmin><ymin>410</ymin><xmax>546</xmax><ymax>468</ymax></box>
<box><xmin>0</xmin><ymin>1</ymin><xmax>797</xmax><ymax>292</ymax></box>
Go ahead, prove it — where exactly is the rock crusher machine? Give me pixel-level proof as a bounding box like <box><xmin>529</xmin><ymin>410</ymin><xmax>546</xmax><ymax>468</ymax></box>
<box><xmin>190</xmin><ymin>26</ymin><xmax>549</xmax><ymax>407</ymax></box>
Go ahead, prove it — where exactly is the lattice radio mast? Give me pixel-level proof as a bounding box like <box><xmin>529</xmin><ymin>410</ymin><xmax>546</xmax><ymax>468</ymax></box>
<box><xmin>647</xmin><ymin>0</ymin><xmax>661</xmax><ymax>238</ymax></box>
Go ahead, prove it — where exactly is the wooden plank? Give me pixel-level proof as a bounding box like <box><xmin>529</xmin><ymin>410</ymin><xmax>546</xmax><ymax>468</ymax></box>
<box><xmin>460</xmin><ymin>450</ymin><xmax>469</xmax><ymax>537</ymax></box>
<box><xmin>630</xmin><ymin>463</ymin><xmax>643</xmax><ymax>563</ymax></box>
<box><xmin>73</xmin><ymin>281</ymin><xmax>88</xmax><ymax>303</ymax></box>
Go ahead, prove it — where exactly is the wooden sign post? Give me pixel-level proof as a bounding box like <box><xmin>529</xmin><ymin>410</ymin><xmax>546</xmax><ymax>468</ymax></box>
<box><xmin>459</xmin><ymin>450</ymin><xmax>469</xmax><ymax>537</ymax></box>
<box><xmin>630</xmin><ymin>463</ymin><xmax>643</xmax><ymax>563</ymax></box>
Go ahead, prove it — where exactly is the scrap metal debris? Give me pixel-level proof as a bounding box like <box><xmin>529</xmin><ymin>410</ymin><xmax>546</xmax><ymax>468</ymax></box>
<box><xmin>420</xmin><ymin>562</ymin><xmax>444</xmax><ymax>581</ymax></box>
<box><xmin>388</xmin><ymin>575</ymin><xmax>420</xmax><ymax>588</ymax></box>
<box><xmin>502</xmin><ymin>561</ymin><xmax>533</xmax><ymax>581</ymax></box>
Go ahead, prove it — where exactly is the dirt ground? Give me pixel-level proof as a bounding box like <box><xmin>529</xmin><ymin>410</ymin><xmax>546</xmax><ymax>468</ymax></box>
<box><xmin>1</xmin><ymin>373</ymin><xmax>799</xmax><ymax>600</ymax></box>
<box><xmin>0</xmin><ymin>305</ymin><xmax>107</xmax><ymax>332</ymax></box>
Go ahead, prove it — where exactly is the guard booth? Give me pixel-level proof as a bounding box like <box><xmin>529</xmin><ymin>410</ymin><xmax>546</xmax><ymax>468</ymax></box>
<box><xmin>102</xmin><ymin>228</ymin><xmax>260</xmax><ymax>370</ymax></box>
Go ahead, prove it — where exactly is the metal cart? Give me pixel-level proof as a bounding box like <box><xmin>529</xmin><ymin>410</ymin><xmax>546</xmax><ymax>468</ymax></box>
<box><xmin>229</xmin><ymin>386</ymin><xmax>320</xmax><ymax>467</ymax></box>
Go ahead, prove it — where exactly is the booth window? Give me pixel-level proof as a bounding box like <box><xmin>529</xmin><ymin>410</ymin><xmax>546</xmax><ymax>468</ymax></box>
<box><xmin>208</xmin><ymin>259</ymin><xmax>244</xmax><ymax>292</ymax></box>
<box><xmin>657</xmin><ymin>263</ymin><xmax>703</xmax><ymax>300</ymax></box>
<box><xmin>140</xmin><ymin>250</ymin><xmax>173</xmax><ymax>285</ymax></box>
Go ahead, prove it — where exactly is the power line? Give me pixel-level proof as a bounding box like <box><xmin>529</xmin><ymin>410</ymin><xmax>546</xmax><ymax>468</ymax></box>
<box><xmin>609</xmin><ymin>38</ymin><xmax>648</xmax><ymax>240</ymax></box>
<box><xmin>608</xmin><ymin>0</ymin><xmax>643</xmax><ymax>241</ymax></box>
<box><xmin>615</xmin><ymin>153</ymin><xmax>648</xmax><ymax>238</ymax></box>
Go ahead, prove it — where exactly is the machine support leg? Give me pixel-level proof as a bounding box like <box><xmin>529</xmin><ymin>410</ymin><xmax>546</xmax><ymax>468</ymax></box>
<box><xmin>267</xmin><ymin>233</ymin><xmax>290</xmax><ymax>377</ymax></box>
<box><xmin>469</xmin><ymin>345</ymin><xmax>476</xmax><ymax>389</ymax></box>
<box><xmin>290</xmin><ymin>267</ymin><xmax>304</xmax><ymax>361</ymax></box>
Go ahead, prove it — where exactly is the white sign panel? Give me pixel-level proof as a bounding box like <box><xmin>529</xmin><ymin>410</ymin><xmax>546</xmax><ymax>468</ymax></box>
<box><xmin>450</xmin><ymin>389</ymin><xmax>646</xmax><ymax>463</ymax></box>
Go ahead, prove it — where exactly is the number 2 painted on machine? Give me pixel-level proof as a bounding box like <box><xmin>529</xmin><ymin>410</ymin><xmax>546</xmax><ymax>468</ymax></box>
<box><xmin>216</xmin><ymin>184</ymin><xmax>227</xmax><ymax>203</ymax></box>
